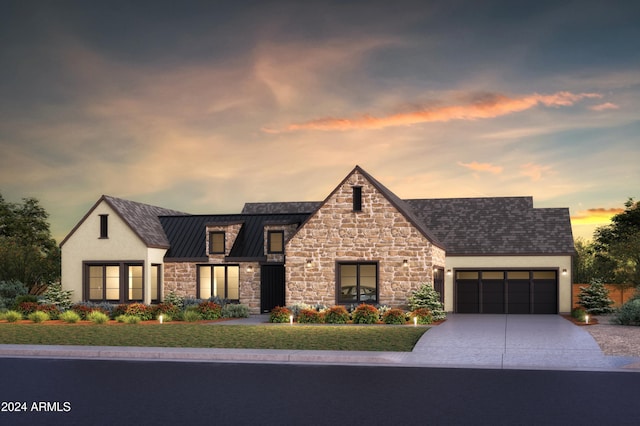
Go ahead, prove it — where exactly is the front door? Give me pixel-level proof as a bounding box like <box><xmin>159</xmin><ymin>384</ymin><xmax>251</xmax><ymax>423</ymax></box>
<box><xmin>260</xmin><ymin>264</ymin><xmax>285</xmax><ymax>313</ymax></box>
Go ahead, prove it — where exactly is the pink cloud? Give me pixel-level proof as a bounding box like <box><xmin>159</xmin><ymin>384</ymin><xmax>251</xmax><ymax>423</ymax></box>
<box><xmin>458</xmin><ymin>161</ymin><xmax>503</xmax><ymax>174</ymax></box>
<box><xmin>589</xmin><ymin>102</ymin><xmax>619</xmax><ymax>111</ymax></box>
<box><xmin>269</xmin><ymin>91</ymin><xmax>602</xmax><ymax>132</ymax></box>
<box><xmin>520</xmin><ymin>163</ymin><xmax>553</xmax><ymax>182</ymax></box>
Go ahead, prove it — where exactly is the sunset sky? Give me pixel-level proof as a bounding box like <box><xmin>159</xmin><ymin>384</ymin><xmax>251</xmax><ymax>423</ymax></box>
<box><xmin>1</xmin><ymin>0</ymin><xmax>638</xmax><ymax>243</ymax></box>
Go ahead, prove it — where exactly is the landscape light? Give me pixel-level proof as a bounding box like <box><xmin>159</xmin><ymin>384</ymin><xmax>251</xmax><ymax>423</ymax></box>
<box><xmin>289</xmin><ymin>315</ymin><xmax>294</xmax><ymax>325</ymax></box>
<box><xmin>158</xmin><ymin>314</ymin><xmax>163</xmax><ymax>324</ymax></box>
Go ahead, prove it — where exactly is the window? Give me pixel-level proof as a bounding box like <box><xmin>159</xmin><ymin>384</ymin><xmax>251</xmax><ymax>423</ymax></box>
<box><xmin>99</xmin><ymin>214</ymin><xmax>108</xmax><ymax>238</ymax></box>
<box><xmin>209</xmin><ymin>232</ymin><xmax>225</xmax><ymax>254</ymax></box>
<box><xmin>337</xmin><ymin>262</ymin><xmax>378</xmax><ymax>304</ymax></box>
<box><xmin>267</xmin><ymin>231</ymin><xmax>284</xmax><ymax>254</ymax></box>
<box><xmin>151</xmin><ymin>264</ymin><xmax>161</xmax><ymax>302</ymax></box>
<box><xmin>85</xmin><ymin>263</ymin><xmax>144</xmax><ymax>302</ymax></box>
<box><xmin>352</xmin><ymin>186</ymin><xmax>362</xmax><ymax>212</ymax></box>
<box><xmin>198</xmin><ymin>265</ymin><xmax>239</xmax><ymax>300</ymax></box>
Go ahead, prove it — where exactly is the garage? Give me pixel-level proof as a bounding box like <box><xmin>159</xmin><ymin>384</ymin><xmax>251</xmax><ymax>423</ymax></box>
<box><xmin>455</xmin><ymin>270</ymin><xmax>558</xmax><ymax>314</ymax></box>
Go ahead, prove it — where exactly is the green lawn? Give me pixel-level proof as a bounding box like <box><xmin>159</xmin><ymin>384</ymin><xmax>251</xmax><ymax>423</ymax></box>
<box><xmin>0</xmin><ymin>323</ymin><xmax>428</xmax><ymax>352</ymax></box>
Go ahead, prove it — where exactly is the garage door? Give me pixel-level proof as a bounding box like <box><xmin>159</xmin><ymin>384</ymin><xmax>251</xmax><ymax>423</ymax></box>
<box><xmin>455</xmin><ymin>270</ymin><xmax>557</xmax><ymax>314</ymax></box>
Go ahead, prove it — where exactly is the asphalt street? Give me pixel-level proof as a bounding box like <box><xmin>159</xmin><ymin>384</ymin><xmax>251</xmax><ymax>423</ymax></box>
<box><xmin>1</xmin><ymin>358</ymin><xmax>638</xmax><ymax>426</ymax></box>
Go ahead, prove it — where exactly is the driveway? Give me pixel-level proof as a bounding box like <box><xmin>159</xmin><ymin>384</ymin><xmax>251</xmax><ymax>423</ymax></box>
<box><xmin>412</xmin><ymin>314</ymin><xmax>629</xmax><ymax>370</ymax></box>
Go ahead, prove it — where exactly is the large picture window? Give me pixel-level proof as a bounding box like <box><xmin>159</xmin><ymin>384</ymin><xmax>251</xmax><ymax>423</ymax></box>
<box><xmin>198</xmin><ymin>265</ymin><xmax>239</xmax><ymax>300</ymax></box>
<box><xmin>85</xmin><ymin>262</ymin><xmax>147</xmax><ymax>303</ymax></box>
<box><xmin>337</xmin><ymin>262</ymin><xmax>378</xmax><ymax>304</ymax></box>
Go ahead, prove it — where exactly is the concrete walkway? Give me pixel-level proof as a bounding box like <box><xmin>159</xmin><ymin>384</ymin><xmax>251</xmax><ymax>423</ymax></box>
<box><xmin>1</xmin><ymin>314</ymin><xmax>639</xmax><ymax>372</ymax></box>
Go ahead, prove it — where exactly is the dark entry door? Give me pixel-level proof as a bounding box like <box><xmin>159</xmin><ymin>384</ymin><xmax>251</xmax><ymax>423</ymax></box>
<box><xmin>261</xmin><ymin>264</ymin><xmax>285</xmax><ymax>313</ymax></box>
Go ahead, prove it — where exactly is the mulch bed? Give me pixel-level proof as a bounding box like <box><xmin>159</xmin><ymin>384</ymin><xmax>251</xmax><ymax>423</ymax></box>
<box><xmin>562</xmin><ymin>314</ymin><xmax>599</xmax><ymax>326</ymax></box>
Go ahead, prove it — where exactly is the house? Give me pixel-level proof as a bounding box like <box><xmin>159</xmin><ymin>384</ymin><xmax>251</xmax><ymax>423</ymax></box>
<box><xmin>60</xmin><ymin>166</ymin><xmax>575</xmax><ymax>314</ymax></box>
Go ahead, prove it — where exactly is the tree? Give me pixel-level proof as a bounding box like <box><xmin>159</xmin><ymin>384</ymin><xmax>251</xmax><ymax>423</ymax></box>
<box><xmin>577</xmin><ymin>279</ymin><xmax>614</xmax><ymax>315</ymax></box>
<box><xmin>407</xmin><ymin>283</ymin><xmax>446</xmax><ymax>321</ymax></box>
<box><xmin>0</xmin><ymin>193</ymin><xmax>60</xmax><ymax>294</ymax></box>
<box><xmin>593</xmin><ymin>198</ymin><xmax>640</xmax><ymax>286</ymax></box>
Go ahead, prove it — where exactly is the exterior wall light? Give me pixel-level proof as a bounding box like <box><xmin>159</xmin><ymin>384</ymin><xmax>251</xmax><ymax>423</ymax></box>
<box><xmin>246</xmin><ymin>265</ymin><xmax>253</xmax><ymax>273</ymax></box>
<box><xmin>446</xmin><ymin>269</ymin><xmax>452</xmax><ymax>275</ymax></box>
<box><xmin>403</xmin><ymin>260</ymin><xmax>408</xmax><ymax>268</ymax></box>
<box><xmin>306</xmin><ymin>260</ymin><xmax>312</xmax><ymax>268</ymax></box>
<box><xmin>562</xmin><ymin>268</ymin><xmax>567</xmax><ymax>275</ymax></box>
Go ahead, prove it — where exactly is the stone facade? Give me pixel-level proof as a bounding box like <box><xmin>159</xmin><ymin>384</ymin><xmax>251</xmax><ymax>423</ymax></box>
<box><xmin>163</xmin><ymin>262</ymin><xmax>197</xmax><ymax>297</ymax></box>
<box><xmin>285</xmin><ymin>170</ymin><xmax>446</xmax><ymax>308</ymax></box>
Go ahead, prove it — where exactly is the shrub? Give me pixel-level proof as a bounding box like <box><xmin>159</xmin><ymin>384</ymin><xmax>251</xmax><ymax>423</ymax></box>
<box><xmin>615</xmin><ymin>299</ymin><xmax>640</xmax><ymax>326</ymax></box>
<box><xmin>116</xmin><ymin>314</ymin><xmax>140</xmax><ymax>324</ymax></box>
<box><xmin>28</xmin><ymin>311</ymin><xmax>50</xmax><ymax>323</ymax></box>
<box><xmin>297</xmin><ymin>308</ymin><xmax>323</xmax><ymax>324</ymax></box>
<box><xmin>407</xmin><ymin>283</ymin><xmax>446</xmax><ymax>321</ymax></box>
<box><xmin>16</xmin><ymin>301</ymin><xmax>39</xmax><ymax>316</ymax></box>
<box><xmin>152</xmin><ymin>303</ymin><xmax>181</xmax><ymax>320</ymax></box>
<box><xmin>183</xmin><ymin>309</ymin><xmax>202</xmax><ymax>322</ymax></box>
<box><xmin>71</xmin><ymin>302</ymin><xmax>111</xmax><ymax>320</ymax></box>
<box><xmin>182</xmin><ymin>297</ymin><xmax>202</xmax><ymax>310</ymax></box>
<box><xmin>125</xmin><ymin>303</ymin><xmax>153</xmax><ymax>320</ymax></box>
<box><xmin>4</xmin><ymin>310</ymin><xmax>23</xmax><ymax>322</ymax></box>
<box><xmin>40</xmin><ymin>282</ymin><xmax>73</xmax><ymax>311</ymax></box>
<box><xmin>87</xmin><ymin>310</ymin><xmax>109</xmax><ymax>324</ymax></box>
<box><xmin>383</xmin><ymin>308</ymin><xmax>407</xmax><ymax>325</ymax></box>
<box><xmin>164</xmin><ymin>291</ymin><xmax>184</xmax><ymax>309</ymax></box>
<box><xmin>269</xmin><ymin>306</ymin><xmax>292</xmax><ymax>323</ymax></box>
<box><xmin>209</xmin><ymin>296</ymin><xmax>229</xmax><ymax>307</ymax></box>
<box><xmin>35</xmin><ymin>304</ymin><xmax>60</xmax><ymax>320</ymax></box>
<box><xmin>221</xmin><ymin>303</ymin><xmax>250</xmax><ymax>318</ymax></box>
<box><xmin>351</xmin><ymin>304</ymin><xmax>379</xmax><ymax>324</ymax></box>
<box><xmin>59</xmin><ymin>310</ymin><xmax>81</xmax><ymax>323</ymax></box>
<box><xmin>323</xmin><ymin>306</ymin><xmax>349</xmax><ymax>324</ymax></box>
<box><xmin>410</xmin><ymin>307</ymin><xmax>433</xmax><ymax>324</ymax></box>
<box><xmin>13</xmin><ymin>294</ymin><xmax>38</xmax><ymax>308</ymax></box>
<box><xmin>0</xmin><ymin>280</ymin><xmax>28</xmax><ymax>310</ymax></box>
<box><xmin>288</xmin><ymin>302</ymin><xmax>312</xmax><ymax>318</ymax></box>
<box><xmin>197</xmin><ymin>301</ymin><xmax>222</xmax><ymax>320</ymax></box>
<box><xmin>571</xmin><ymin>307</ymin><xmax>587</xmax><ymax>321</ymax></box>
<box><xmin>578</xmin><ymin>279</ymin><xmax>615</xmax><ymax>315</ymax></box>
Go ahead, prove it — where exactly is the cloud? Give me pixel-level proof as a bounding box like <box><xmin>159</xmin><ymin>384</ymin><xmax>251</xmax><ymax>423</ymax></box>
<box><xmin>571</xmin><ymin>208</ymin><xmax>623</xmax><ymax>225</ymax></box>
<box><xmin>267</xmin><ymin>91</ymin><xmax>602</xmax><ymax>132</ymax></box>
<box><xmin>457</xmin><ymin>161</ymin><xmax>503</xmax><ymax>174</ymax></box>
<box><xmin>589</xmin><ymin>102</ymin><xmax>619</xmax><ymax>111</ymax></box>
<box><xmin>520</xmin><ymin>163</ymin><xmax>554</xmax><ymax>181</ymax></box>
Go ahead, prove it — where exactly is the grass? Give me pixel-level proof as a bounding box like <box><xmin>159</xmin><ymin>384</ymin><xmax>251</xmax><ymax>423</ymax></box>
<box><xmin>0</xmin><ymin>323</ymin><xmax>428</xmax><ymax>352</ymax></box>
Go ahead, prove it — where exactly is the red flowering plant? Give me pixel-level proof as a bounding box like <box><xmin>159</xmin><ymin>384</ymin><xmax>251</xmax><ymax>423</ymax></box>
<box><xmin>410</xmin><ymin>307</ymin><xmax>433</xmax><ymax>325</ymax></box>
<box><xmin>323</xmin><ymin>306</ymin><xmax>350</xmax><ymax>324</ymax></box>
<box><xmin>16</xmin><ymin>302</ymin><xmax>40</xmax><ymax>316</ymax></box>
<box><xmin>351</xmin><ymin>303</ymin><xmax>379</xmax><ymax>324</ymax></box>
<box><xmin>269</xmin><ymin>306</ymin><xmax>292</xmax><ymax>323</ymax></box>
<box><xmin>152</xmin><ymin>303</ymin><xmax>181</xmax><ymax>320</ymax></box>
<box><xmin>35</xmin><ymin>304</ymin><xmax>61</xmax><ymax>320</ymax></box>
<box><xmin>382</xmin><ymin>308</ymin><xmax>407</xmax><ymax>325</ymax></box>
<box><xmin>124</xmin><ymin>303</ymin><xmax>153</xmax><ymax>321</ymax></box>
<box><xmin>71</xmin><ymin>303</ymin><xmax>109</xmax><ymax>320</ymax></box>
<box><xmin>297</xmin><ymin>308</ymin><xmax>323</xmax><ymax>324</ymax></box>
<box><xmin>196</xmin><ymin>301</ymin><xmax>222</xmax><ymax>320</ymax></box>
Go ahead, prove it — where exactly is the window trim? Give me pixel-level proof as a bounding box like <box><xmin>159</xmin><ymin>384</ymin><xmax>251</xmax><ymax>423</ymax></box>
<box><xmin>267</xmin><ymin>230</ymin><xmax>285</xmax><ymax>254</ymax></box>
<box><xmin>336</xmin><ymin>261</ymin><xmax>378</xmax><ymax>304</ymax></box>
<box><xmin>209</xmin><ymin>231</ymin><xmax>226</xmax><ymax>255</ymax></box>
<box><xmin>99</xmin><ymin>214</ymin><xmax>109</xmax><ymax>239</ymax></box>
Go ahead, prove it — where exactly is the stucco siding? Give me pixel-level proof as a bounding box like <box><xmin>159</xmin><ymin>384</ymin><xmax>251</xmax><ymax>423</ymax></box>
<box><xmin>61</xmin><ymin>201</ymin><xmax>151</xmax><ymax>302</ymax></box>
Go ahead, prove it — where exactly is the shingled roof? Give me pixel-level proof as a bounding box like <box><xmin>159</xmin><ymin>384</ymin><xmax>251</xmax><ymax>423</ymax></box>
<box><xmin>102</xmin><ymin>196</ymin><xmax>187</xmax><ymax>248</ymax></box>
<box><xmin>241</xmin><ymin>195</ymin><xmax>574</xmax><ymax>255</ymax></box>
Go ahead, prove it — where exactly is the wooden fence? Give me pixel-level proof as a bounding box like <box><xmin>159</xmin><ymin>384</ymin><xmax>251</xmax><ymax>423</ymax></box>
<box><xmin>572</xmin><ymin>283</ymin><xmax>636</xmax><ymax>309</ymax></box>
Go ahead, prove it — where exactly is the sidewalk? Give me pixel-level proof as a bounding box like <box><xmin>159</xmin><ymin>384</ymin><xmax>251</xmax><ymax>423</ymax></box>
<box><xmin>1</xmin><ymin>314</ymin><xmax>639</xmax><ymax>372</ymax></box>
